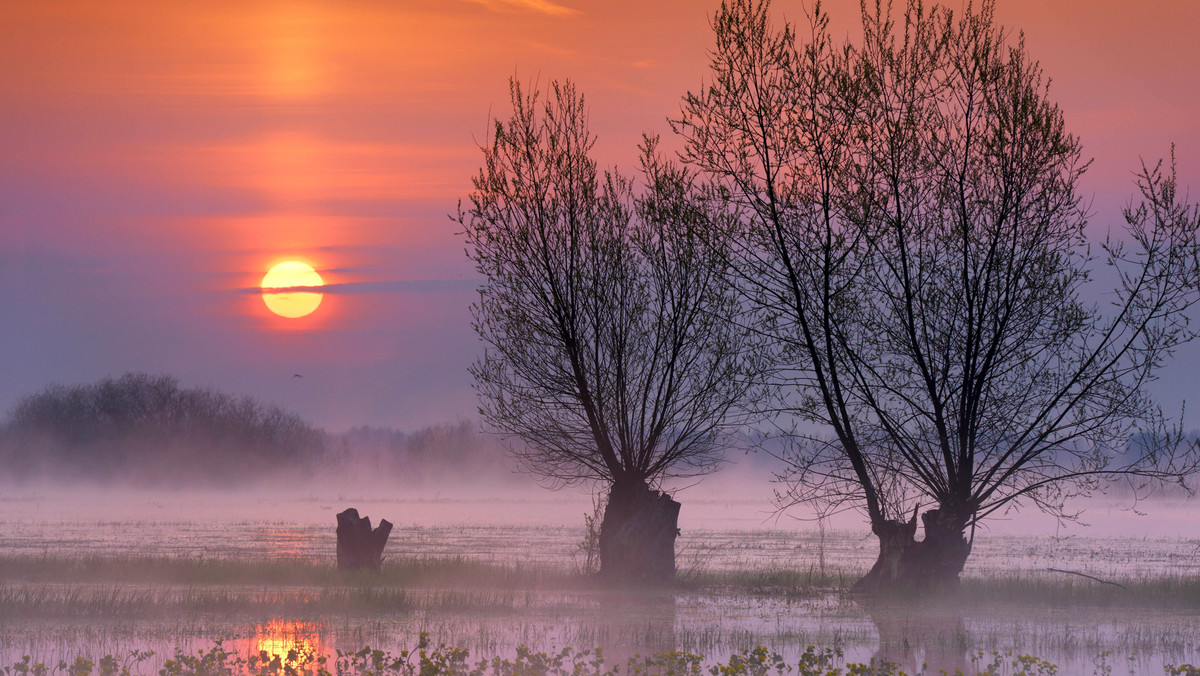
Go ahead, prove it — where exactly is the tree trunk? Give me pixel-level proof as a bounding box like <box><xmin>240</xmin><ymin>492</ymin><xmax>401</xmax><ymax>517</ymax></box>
<box><xmin>906</xmin><ymin>507</ymin><xmax>972</xmax><ymax>590</ymax></box>
<box><xmin>336</xmin><ymin>508</ymin><xmax>393</xmax><ymax>571</ymax></box>
<box><xmin>598</xmin><ymin>481</ymin><xmax>680</xmax><ymax>582</ymax></box>
<box><xmin>851</xmin><ymin>511</ymin><xmax>919</xmax><ymax>595</ymax></box>
<box><xmin>851</xmin><ymin>507</ymin><xmax>972</xmax><ymax>595</ymax></box>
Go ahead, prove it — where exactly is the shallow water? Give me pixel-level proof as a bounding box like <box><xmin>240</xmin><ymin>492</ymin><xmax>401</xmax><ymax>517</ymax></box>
<box><xmin>2</xmin><ymin>487</ymin><xmax>1197</xmax><ymax>577</ymax></box>
<box><xmin>0</xmin><ymin>486</ymin><xmax>1198</xmax><ymax>674</ymax></box>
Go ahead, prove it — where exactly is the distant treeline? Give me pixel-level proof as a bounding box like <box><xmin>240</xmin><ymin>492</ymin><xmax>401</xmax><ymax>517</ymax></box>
<box><xmin>330</xmin><ymin>421</ymin><xmax>510</xmax><ymax>481</ymax></box>
<box><xmin>0</xmin><ymin>372</ymin><xmax>506</xmax><ymax>485</ymax></box>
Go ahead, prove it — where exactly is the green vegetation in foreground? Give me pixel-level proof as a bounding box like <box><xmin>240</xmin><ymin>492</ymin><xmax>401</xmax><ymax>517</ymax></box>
<box><xmin>3</xmin><ymin>639</ymin><xmax>1199</xmax><ymax>676</ymax></box>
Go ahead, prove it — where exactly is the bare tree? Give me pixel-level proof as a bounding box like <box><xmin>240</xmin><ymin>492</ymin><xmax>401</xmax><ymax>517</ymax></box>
<box><xmin>675</xmin><ymin>0</ymin><xmax>1200</xmax><ymax>592</ymax></box>
<box><xmin>457</xmin><ymin>79</ymin><xmax>754</xmax><ymax>580</ymax></box>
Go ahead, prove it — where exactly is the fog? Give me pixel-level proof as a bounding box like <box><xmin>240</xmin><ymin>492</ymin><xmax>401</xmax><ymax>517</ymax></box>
<box><xmin>1</xmin><ymin>375</ymin><xmax>1197</xmax><ymax>675</ymax></box>
<box><xmin>3</xmin><ymin>452</ymin><xmax>1196</xmax><ymax>540</ymax></box>
<box><xmin>3</xmin><ymin>440</ymin><xmax>1199</xmax><ymax>674</ymax></box>
<box><xmin>3</xmin><ymin>372</ymin><xmax>1193</xmax><ymax>541</ymax></box>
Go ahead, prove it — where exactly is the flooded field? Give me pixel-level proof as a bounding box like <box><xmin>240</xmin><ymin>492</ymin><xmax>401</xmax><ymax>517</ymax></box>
<box><xmin>1</xmin><ymin>484</ymin><xmax>1198</xmax><ymax>674</ymax></box>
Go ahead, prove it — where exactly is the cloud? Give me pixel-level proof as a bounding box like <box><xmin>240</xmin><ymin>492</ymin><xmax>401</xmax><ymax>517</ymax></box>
<box><xmin>460</xmin><ymin>0</ymin><xmax>579</xmax><ymax>17</ymax></box>
<box><xmin>524</xmin><ymin>41</ymin><xmax>579</xmax><ymax>59</ymax></box>
<box><xmin>239</xmin><ymin>279</ymin><xmax>481</xmax><ymax>295</ymax></box>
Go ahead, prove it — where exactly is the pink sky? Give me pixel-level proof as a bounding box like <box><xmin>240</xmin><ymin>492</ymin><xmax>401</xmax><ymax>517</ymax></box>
<box><xmin>1</xmin><ymin>0</ymin><xmax>1197</xmax><ymax>431</ymax></box>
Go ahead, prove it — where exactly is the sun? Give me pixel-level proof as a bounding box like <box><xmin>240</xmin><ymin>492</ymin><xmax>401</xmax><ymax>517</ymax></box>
<box><xmin>261</xmin><ymin>261</ymin><xmax>324</xmax><ymax>318</ymax></box>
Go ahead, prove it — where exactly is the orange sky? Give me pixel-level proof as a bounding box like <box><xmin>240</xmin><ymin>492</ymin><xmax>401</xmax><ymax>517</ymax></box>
<box><xmin>2</xmin><ymin>0</ymin><xmax>1197</xmax><ymax>430</ymax></box>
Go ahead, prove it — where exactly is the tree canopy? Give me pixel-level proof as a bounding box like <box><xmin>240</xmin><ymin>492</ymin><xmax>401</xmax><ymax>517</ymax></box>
<box><xmin>0</xmin><ymin>372</ymin><xmax>328</xmax><ymax>484</ymax></box>
<box><xmin>675</xmin><ymin>0</ymin><xmax>1200</xmax><ymax>590</ymax></box>
<box><xmin>459</xmin><ymin>80</ymin><xmax>755</xmax><ymax>491</ymax></box>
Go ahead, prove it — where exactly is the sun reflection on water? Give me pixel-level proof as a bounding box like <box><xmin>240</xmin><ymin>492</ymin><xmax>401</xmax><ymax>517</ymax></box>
<box><xmin>252</xmin><ymin>620</ymin><xmax>323</xmax><ymax>659</ymax></box>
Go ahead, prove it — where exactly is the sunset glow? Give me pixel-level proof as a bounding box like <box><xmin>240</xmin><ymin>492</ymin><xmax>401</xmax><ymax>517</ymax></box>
<box><xmin>1</xmin><ymin>0</ymin><xmax>1197</xmax><ymax>431</ymax></box>
<box><xmin>1</xmin><ymin>0</ymin><xmax>1200</xmax><ymax>667</ymax></box>
<box><xmin>251</xmin><ymin>620</ymin><xmax>322</xmax><ymax>660</ymax></box>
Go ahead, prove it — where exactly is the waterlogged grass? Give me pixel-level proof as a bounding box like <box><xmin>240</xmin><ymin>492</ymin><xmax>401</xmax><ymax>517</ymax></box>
<box><xmin>0</xmin><ymin>583</ymin><xmax>427</xmax><ymax>618</ymax></box>
<box><xmin>682</xmin><ymin>567</ymin><xmax>853</xmax><ymax>595</ymax></box>
<box><xmin>959</xmin><ymin>573</ymin><xmax>1200</xmax><ymax>609</ymax></box>
<box><xmin>0</xmin><ymin>555</ymin><xmax>560</xmax><ymax>589</ymax></box>
<box><xmin>685</xmin><ymin>564</ymin><xmax>1200</xmax><ymax>610</ymax></box>
<box><xmin>3</xmin><ymin>640</ymin><xmax>1199</xmax><ymax>676</ymax></box>
<box><xmin>3</xmin><ymin>553</ymin><xmax>1200</xmax><ymax>622</ymax></box>
<box><xmin>3</xmin><ymin>554</ymin><xmax>1200</xmax><ymax>673</ymax></box>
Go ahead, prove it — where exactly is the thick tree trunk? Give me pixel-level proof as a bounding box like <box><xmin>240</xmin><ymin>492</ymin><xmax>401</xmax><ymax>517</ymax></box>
<box><xmin>851</xmin><ymin>507</ymin><xmax>972</xmax><ymax>595</ymax></box>
<box><xmin>906</xmin><ymin>507</ymin><xmax>972</xmax><ymax>590</ymax></box>
<box><xmin>598</xmin><ymin>481</ymin><xmax>680</xmax><ymax>582</ymax></box>
<box><xmin>851</xmin><ymin>511</ymin><xmax>919</xmax><ymax>595</ymax></box>
<box><xmin>336</xmin><ymin>508</ymin><xmax>393</xmax><ymax>571</ymax></box>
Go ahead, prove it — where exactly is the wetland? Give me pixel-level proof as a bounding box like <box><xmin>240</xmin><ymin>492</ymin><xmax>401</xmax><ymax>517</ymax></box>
<box><xmin>1</xmin><ymin>483</ymin><xmax>1197</xmax><ymax>674</ymax></box>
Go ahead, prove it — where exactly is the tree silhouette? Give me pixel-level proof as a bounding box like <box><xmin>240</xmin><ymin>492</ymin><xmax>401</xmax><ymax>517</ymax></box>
<box><xmin>675</xmin><ymin>0</ymin><xmax>1200</xmax><ymax>592</ymax></box>
<box><xmin>1</xmin><ymin>372</ymin><xmax>327</xmax><ymax>483</ymax></box>
<box><xmin>458</xmin><ymin>79</ymin><xmax>755</xmax><ymax>580</ymax></box>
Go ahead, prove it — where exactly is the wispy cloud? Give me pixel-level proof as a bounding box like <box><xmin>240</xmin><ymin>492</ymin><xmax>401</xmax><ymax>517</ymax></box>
<box><xmin>241</xmin><ymin>279</ymin><xmax>481</xmax><ymax>295</ymax></box>
<box><xmin>460</xmin><ymin>0</ymin><xmax>580</xmax><ymax>18</ymax></box>
<box><xmin>524</xmin><ymin>41</ymin><xmax>579</xmax><ymax>59</ymax></box>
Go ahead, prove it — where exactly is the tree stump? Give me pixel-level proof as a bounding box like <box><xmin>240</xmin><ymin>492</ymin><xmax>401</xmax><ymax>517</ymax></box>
<box><xmin>336</xmin><ymin>508</ymin><xmax>393</xmax><ymax>571</ymax></box>
<box><xmin>851</xmin><ymin>507</ymin><xmax>972</xmax><ymax>595</ymax></box>
<box><xmin>598</xmin><ymin>482</ymin><xmax>681</xmax><ymax>582</ymax></box>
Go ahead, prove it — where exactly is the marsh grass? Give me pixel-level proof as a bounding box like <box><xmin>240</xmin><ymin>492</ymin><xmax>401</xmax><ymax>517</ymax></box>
<box><xmin>0</xmin><ymin>583</ymin><xmax>417</xmax><ymax>618</ymax></box>
<box><xmin>684</xmin><ymin>566</ymin><xmax>854</xmax><ymax>595</ymax></box>
<box><xmin>4</xmin><ymin>554</ymin><xmax>1200</xmax><ymax>614</ymax></box>
<box><xmin>0</xmin><ymin>553</ymin><xmax>548</xmax><ymax>620</ymax></box>
<box><xmin>959</xmin><ymin>573</ymin><xmax>1200</xmax><ymax>609</ymax></box>
<box><xmin>0</xmin><ymin>555</ymin><xmax>562</xmax><ymax>589</ymax></box>
<box><xmin>3</xmin><ymin>553</ymin><xmax>1200</xmax><ymax>674</ymax></box>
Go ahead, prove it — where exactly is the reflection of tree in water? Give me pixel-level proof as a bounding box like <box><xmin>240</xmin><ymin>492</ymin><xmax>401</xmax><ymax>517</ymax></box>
<box><xmin>859</xmin><ymin>601</ymin><xmax>968</xmax><ymax>675</ymax></box>
<box><xmin>586</xmin><ymin>591</ymin><xmax>676</xmax><ymax>667</ymax></box>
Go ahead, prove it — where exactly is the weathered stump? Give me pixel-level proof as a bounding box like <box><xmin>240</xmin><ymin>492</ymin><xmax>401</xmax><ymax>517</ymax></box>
<box><xmin>851</xmin><ymin>507</ymin><xmax>972</xmax><ymax>596</ymax></box>
<box><xmin>598</xmin><ymin>482</ymin><xmax>680</xmax><ymax>582</ymax></box>
<box><xmin>336</xmin><ymin>508</ymin><xmax>393</xmax><ymax>571</ymax></box>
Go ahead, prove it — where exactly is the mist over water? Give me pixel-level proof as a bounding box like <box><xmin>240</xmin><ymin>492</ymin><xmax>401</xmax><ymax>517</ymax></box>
<box><xmin>1</xmin><ymin>441</ymin><xmax>1198</xmax><ymax>674</ymax></box>
<box><xmin>2</xmin><ymin>451</ymin><xmax>1198</xmax><ymax>563</ymax></box>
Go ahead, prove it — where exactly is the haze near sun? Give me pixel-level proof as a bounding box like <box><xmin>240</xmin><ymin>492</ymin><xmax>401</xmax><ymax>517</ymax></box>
<box><xmin>261</xmin><ymin>261</ymin><xmax>324</xmax><ymax>319</ymax></box>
